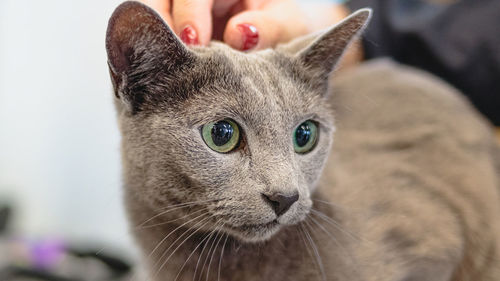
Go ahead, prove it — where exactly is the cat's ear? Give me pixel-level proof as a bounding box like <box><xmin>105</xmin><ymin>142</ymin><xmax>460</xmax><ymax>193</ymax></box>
<box><xmin>105</xmin><ymin>1</ymin><xmax>194</xmax><ymax>111</ymax></box>
<box><xmin>279</xmin><ymin>9</ymin><xmax>371</xmax><ymax>80</ymax></box>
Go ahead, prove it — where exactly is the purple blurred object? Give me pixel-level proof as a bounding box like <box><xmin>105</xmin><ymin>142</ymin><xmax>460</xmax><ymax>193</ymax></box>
<box><xmin>31</xmin><ymin>238</ymin><xmax>65</xmax><ymax>269</ymax></box>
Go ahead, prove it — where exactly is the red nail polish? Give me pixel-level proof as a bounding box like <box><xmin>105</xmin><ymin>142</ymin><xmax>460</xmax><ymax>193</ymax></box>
<box><xmin>237</xmin><ymin>23</ymin><xmax>259</xmax><ymax>51</ymax></box>
<box><xmin>180</xmin><ymin>25</ymin><xmax>199</xmax><ymax>45</ymax></box>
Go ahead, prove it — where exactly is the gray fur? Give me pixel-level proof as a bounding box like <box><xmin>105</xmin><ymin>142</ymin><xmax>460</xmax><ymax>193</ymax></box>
<box><xmin>106</xmin><ymin>2</ymin><xmax>500</xmax><ymax>281</ymax></box>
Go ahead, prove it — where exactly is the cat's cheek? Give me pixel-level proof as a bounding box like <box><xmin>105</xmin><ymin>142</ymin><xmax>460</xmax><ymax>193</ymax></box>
<box><xmin>298</xmin><ymin>153</ymin><xmax>331</xmax><ymax>191</ymax></box>
<box><xmin>307</xmin><ymin>134</ymin><xmax>334</xmax><ymax>189</ymax></box>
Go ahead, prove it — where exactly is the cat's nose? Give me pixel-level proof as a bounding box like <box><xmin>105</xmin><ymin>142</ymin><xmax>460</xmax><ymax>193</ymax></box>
<box><xmin>262</xmin><ymin>192</ymin><xmax>299</xmax><ymax>216</ymax></box>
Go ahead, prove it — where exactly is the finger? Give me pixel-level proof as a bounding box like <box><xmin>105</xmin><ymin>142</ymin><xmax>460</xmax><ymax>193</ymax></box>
<box><xmin>211</xmin><ymin>0</ymin><xmax>266</xmax><ymax>40</ymax></box>
<box><xmin>139</xmin><ymin>0</ymin><xmax>173</xmax><ymax>27</ymax></box>
<box><xmin>223</xmin><ymin>5</ymin><xmax>308</xmax><ymax>51</ymax></box>
<box><xmin>172</xmin><ymin>0</ymin><xmax>214</xmax><ymax>46</ymax></box>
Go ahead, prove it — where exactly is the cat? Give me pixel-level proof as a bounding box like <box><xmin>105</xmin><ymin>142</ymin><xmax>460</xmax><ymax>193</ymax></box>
<box><xmin>105</xmin><ymin>1</ymin><xmax>500</xmax><ymax>280</ymax></box>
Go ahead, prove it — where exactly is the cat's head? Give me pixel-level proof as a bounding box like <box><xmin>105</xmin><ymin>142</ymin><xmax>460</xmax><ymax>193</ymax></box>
<box><xmin>106</xmin><ymin>1</ymin><xmax>370</xmax><ymax>242</ymax></box>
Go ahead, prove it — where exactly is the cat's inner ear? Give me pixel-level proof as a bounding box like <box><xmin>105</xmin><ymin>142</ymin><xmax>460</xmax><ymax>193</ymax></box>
<box><xmin>282</xmin><ymin>9</ymin><xmax>371</xmax><ymax>78</ymax></box>
<box><xmin>105</xmin><ymin>1</ymin><xmax>194</xmax><ymax>101</ymax></box>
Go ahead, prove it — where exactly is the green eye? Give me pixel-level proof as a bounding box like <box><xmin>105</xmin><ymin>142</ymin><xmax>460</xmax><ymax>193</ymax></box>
<box><xmin>202</xmin><ymin>119</ymin><xmax>240</xmax><ymax>153</ymax></box>
<box><xmin>293</xmin><ymin>120</ymin><xmax>318</xmax><ymax>154</ymax></box>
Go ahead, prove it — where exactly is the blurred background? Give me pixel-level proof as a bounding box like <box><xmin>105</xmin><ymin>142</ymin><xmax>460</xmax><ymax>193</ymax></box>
<box><xmin>0</xmin><ymin>0</ymin><xmax>134</xmax><ymax>257</ymax></box>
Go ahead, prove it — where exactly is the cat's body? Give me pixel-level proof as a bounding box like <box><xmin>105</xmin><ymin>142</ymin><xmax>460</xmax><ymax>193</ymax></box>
<box><xmin>324</xmin><ymin>61</ymin><xmax>500</xmax><ymax>281</ymax></box>
<box><xmin>106</xmin><ymin>2</ymin><xmax>500</xmax><ymax>280</ymax></box>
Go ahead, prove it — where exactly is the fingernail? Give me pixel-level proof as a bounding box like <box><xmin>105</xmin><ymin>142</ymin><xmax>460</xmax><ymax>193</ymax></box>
<box><xmin>237</xmin><ymin>23</ymin><xmax>259</xmax><ymax>51</ymax></box>
<box><xmin>180</xmin><ymin>25</ymin><xmax>199</xmax><ymax>45</ymax></box>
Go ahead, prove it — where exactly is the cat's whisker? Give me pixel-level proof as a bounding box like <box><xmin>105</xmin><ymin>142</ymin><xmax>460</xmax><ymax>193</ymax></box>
<box><xmin>233</xmin><ymin>239</ymin><xmax>242</xmax><ymax>253</ymax></box>
<box><xmin>193</xmin><ymin>225</ymin><xmax>220</xmax><ymax>281</ymax></box>
<box><xmin>206</xmin><ymin>225</ymin><xmax>226</xmax><ymax>281</ymax></box>
<box><xmin>174</xmin><ymin>221</ymin><xmax>224</xmax><ymax>281</ymax></box>
<box><xmin>312</xmin><ymin>199</ymin><xmax>347</xmax><ymax>210</ymax></box>
<box><xmin>151</xmin><ymin>214</ymin><xmax>214</xmax><ymax>279</ymax></box>
<box><xmin>199</xmin><ymin>227</ymin><xmax>223</xmax><ymax>281</ymax></box>
<box><xmin>136</xmin><ymin>205</ymin><xmax>194</xmax><ymax>228</ymax></box>
<box><xmin>307</xmin><ymin>214</ymin><xmax>363</xmax><ymax>279</ymax></box>
<box><xmin>153</xmin><ymin>198</ymin><xmax>224</xmax><ymax>212</ymax></box>
<box><xmin>307</xmin><ymin>215</ymin><xmax>348</xmax><ymax>254</ymax></box>
<box><xmin>218</xmin><ymin>233</ymin><xmax>229</xmax><ymax>281</ymax></box>
<box><xmin>303</xmin><ymin>220</ymin><xmax>327</xmax><ymax>281</ymax></box>
<box><xmin>298</xmin><ymin>223</ymin><xmax>316</xmax><ymax>273</ymax></box>
<box><xmin>137</xmin><ymin>198</ymin><xmax>221</xmax><ymax>228</ymax></box>
<box><xmin>146</xmin><ymin>212</ymin><xmax>209</xmax><ymax>262</ymax></box>
<box><xmin>310</xmin><ymin>208</ymin><xmax>364</xmax><ymax>243</ymax></box>
<box><xmin>95</xmin><ymin>198</ymin><xmax>212</xmax><ymax>255</ymax></box>
<box><xmin>154</xmin><ymin>216</ymin><xmax>219</xmax><ymax>280</ymax></box>
<box><xmin>137</xmin><ymin>208</ymin><xmax>206</xmax><ymax>230</ymax></box>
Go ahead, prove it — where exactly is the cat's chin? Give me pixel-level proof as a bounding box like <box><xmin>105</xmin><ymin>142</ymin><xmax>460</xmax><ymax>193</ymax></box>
<box><xmin>225</xmin><ymin>219</ymin><xmax>281</xmax><ymax>243</ymax></box>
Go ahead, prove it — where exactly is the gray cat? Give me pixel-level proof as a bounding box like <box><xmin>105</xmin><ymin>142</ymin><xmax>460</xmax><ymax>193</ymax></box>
<box><xmin>105</xmin><ymin>2</ymin><xmax>500</xmax><ymax>280</ymax></box>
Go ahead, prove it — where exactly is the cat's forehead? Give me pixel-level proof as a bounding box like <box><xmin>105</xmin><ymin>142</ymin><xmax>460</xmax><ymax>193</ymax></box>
<box><xmin>196</xmin><ymin>42</ymin><xmax>305</xmax><ymax>92</ymax></box>
<box><xmin>179</xmin><ymin>46</ymin><xmax>330</xmax><ymax>128</ymax></box>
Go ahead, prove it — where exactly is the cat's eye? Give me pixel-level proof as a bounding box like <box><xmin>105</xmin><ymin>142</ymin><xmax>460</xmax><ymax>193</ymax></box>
<box><xmin>202</xmin><ymin>119</ymin><xmax>241</xmax><ymax>153</ymax></box>
<box><xmin>293</xmin><ymin>120</ymin><xmax>318</xmax><ymax>154</ymax></box>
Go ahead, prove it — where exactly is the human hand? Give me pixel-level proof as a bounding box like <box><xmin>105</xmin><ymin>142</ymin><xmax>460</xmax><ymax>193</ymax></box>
<box><xmin>139</xmin><ymin>0</ymin><xmax>350</xmax><ymax>51</ymax></box>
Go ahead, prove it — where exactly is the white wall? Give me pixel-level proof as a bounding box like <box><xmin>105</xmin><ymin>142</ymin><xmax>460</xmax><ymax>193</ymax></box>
<box><xmin>0</xmin><ymin>0</ymin><xmax>134</xmax><ymax>251</ymax></box>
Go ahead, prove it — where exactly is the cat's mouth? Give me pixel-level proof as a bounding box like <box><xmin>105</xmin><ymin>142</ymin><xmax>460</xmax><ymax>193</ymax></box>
<box><xmin>237</xmin><ymin>219</ymin><xmax>279</xmax><ymax>231</ymax></box>
<box><xmin>225</xmin><ymin>219</ymin><xmax>280</xmax><ymax>242</ymax></box>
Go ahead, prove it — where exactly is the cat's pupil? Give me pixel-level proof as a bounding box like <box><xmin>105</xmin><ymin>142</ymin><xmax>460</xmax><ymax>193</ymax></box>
<box><xmin>211</xmin><ymin>121</ymin><xmax>234</xmax><ymax>146</ymax></box>
<box><xmin>295</xmin><ymin>123</ymin><xmax>311</xmax><ymax>147</ymax></box>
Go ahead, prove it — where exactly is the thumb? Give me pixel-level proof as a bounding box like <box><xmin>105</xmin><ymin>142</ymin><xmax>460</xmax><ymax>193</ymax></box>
<box><xmin>223</xmin><ymin>5</ymin><xmax>308</xmax><ymax>51</ymax></box>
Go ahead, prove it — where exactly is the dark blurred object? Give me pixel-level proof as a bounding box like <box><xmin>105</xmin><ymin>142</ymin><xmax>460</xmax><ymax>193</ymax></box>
<box><xmin>67</xmin><ymin>247</ymin><xmax>131</xmax><ymax>278</ymax></box>
<box><xmin>0</xmin><ymin>204</ymin><xmax>132</xmax><ymax>281</ymax></box>
<box><xmin>0</xmin><ymin>244</ymin><xmax>132</xmax><ymax>281</ymax></box>
<box><xmin>0</xmin><ymin>265</ymin><xmax>80</xmax><ymax>281</ymax></box>
<box><xmin>0</xmin><ymin>205</ymin><xmax>11</xmax><ymax>235</ymax></box>
<box><xmin>347</xmin><ymin>0</ymin><xmax>500</xmax><ymax>125</ymax></box>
